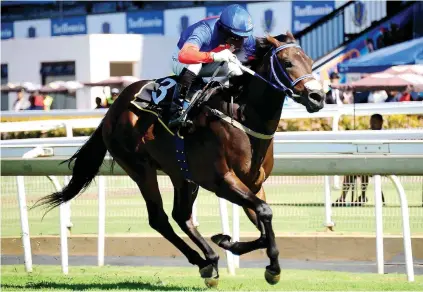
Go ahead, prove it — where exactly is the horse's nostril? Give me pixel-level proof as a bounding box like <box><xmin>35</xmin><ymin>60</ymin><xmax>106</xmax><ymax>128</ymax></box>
<box><xmin>309</xmin><ymin>92</ymin><xmax>322</xmax><ymax>102</ymax></box>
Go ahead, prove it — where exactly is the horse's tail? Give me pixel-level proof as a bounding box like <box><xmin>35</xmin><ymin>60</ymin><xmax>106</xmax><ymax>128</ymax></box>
<box><xmin>35</xmin><ymin>122</ymin><xmax>107</xmax><ymax>210</ymax></box>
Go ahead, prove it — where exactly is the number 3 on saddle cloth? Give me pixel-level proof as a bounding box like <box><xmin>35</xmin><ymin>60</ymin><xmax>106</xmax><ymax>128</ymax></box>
<box><xmin>129</xmin><ymin>75</ymin><xmax>209</xmax><ymax>181</ymax></box>
<box><xmin>131</xmin><ymin>75</ymin><xmax>207</xmax><ymax>124</ymax></box>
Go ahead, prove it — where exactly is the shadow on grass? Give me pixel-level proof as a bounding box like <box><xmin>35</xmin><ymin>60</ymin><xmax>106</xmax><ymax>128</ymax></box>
<box><xmin>2</xmin><ymin>281</ymin><xmax>207</xmax><ymax>291</ymax></box>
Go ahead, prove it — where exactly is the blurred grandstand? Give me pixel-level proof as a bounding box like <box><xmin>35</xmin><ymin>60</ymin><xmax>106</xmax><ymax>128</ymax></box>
<box><xmin>1</xmin><ymin>1</ymin><xmax>239</xmax><ymax>22</ymax></box>
<box><xmin>1</xmin><ymin>1</ymin><xmax>422</xmax><ymax>110</ymax></box>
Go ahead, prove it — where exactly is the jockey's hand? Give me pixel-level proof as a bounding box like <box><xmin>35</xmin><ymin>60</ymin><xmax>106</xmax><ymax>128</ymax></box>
<box><xmin>227</xmin><ymin>60</ymin><xmax>243</xmax><ymax>77</ymax></box>
<box><xmin>212</xmin><ymin>49</ymin><xmax>238</xmax><ymax>63</ymax></box>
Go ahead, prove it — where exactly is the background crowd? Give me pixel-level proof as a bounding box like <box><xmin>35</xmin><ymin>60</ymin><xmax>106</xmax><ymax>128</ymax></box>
<box><xmin>325</xmin><ymin>72</ymin><xmax>423</xmax><ymax>105</ymax></box>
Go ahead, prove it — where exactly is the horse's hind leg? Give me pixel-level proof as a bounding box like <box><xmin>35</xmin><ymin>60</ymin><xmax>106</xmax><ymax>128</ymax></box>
<box><xmin>113</xmin><ymin>156</ymin><xmax>209</xmax><ymax>272</ymax></box>
<box><xmin>172</xmin><ymin>181</ymin><xmax>219</xmax><ymax>284</ymax></box>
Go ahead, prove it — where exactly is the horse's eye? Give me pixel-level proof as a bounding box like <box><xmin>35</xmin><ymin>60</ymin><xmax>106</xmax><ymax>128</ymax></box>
<box><xmin>284</xmin><ymin>61</ymin><xmax>293</xmax><ymax>68</ymax></box>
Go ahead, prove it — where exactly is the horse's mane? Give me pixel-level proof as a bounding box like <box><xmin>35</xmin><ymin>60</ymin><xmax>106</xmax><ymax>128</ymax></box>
<box><xmin>249</xmin><ymin>34</ymin><xmax>288</xmax><ymax>66</ymax></box>
<box><xmin>223</xmin><ymin>34</ymin><xmax>288</xmax><ymax>97</ymax></box>
<box><xmin>207</xmin><ymin>34</ymin><xmax>291</xmax><ymax>127</ymax></box>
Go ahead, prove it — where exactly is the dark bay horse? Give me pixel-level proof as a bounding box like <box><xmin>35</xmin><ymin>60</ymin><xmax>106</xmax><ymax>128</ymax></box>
<box><xmin>37</xmin><ymin>32</ymin><xmax>325</xmax><ymax>287</ymax></box>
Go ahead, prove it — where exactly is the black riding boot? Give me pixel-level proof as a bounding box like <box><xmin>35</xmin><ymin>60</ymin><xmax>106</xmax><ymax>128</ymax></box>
<box><xmin>169</xmin><ymin>68</ymin><xmax>198</xmax><ymax>127</ymax></box>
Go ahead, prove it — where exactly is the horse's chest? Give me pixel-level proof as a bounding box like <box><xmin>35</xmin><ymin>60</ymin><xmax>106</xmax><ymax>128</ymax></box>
<box><xmin>209</xmin><ymin>120</ymin><xmax>264</xmax><ymax>182</ymax></box>
<box><xmin>226</xmin><ymin>131</ymin><xmax>253</xmax><ymax>175</ymax></box>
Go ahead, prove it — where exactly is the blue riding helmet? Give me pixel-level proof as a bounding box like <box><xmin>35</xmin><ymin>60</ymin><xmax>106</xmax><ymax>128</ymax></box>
<box><xmin>218</xmin><ymin>4</ymin><xmax>253</xmax><ymax>38</ymax></box>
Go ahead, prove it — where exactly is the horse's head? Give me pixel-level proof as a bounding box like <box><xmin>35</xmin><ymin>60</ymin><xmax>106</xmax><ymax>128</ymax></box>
<box><xmin>258</xmin><ymin>32</ymin><xmax>325</xmax><ymax>113</ymax></box>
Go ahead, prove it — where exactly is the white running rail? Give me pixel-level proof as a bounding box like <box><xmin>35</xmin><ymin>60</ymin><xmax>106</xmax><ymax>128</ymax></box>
<box><xmin>1</xmin><ymin>133</ymin><xmax>421</xmax><ymax>281</ymax></box>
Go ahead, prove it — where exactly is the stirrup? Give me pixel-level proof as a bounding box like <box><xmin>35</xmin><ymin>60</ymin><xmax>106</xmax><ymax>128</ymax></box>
<box><xmin>169</xmin><ymin>113</ymin><xmax>187</xmax><ymax>128</ymax></box>
<box><xmin>175</xmin><ymin>91</ymin><xmax>201</xmax><ymax>125</ymax></box>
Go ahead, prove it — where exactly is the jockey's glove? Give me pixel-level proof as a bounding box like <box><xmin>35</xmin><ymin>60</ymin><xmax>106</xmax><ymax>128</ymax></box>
<box><xmin>227</xmin><ymin>61</ymin><xmax>243</xmax><ymax>77</ymax></box>
<box><xmin>212</xmin><ymin>49</ymin><xmax>238</xmax><ymax>63</ymax></box>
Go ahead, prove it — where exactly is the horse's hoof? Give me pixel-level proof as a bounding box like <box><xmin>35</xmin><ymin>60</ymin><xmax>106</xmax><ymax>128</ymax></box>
<box><xmin>200</xmin><ymin>264</ymin><xmax>218</xmax><ymax>279</ymax></box>
<box><xmin>200</xmin><ymin>264</ymin><xmax>219</xmax><ymax>288</ymax></box>
<box><xmin>264</xmin><ymin>269</ymin><xmax>280</xmax><ymax>285</ymax></box>
<box><xmin>204</xmin><ymin>277</ymin><xmax>219</xmax><ymax>288</ymax></box>
<box><xmin>211</xmin><ymin>234</ymin><xmax>231</xmax><ymax>248</ymax></box>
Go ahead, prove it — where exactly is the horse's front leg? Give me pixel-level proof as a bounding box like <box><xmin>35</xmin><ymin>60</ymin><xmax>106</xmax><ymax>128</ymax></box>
<box><xmin>219</xmin><ymin>145</ymin><xmax>273</xmax><ymax>251</ymax></box>
<box><xmin>212</xmin><ymin>171</ymin><xmax>280</xmax><ymax>285</ymax></box>
<box><xmin>212</xmin><ymin>186</ymin><xmax>267</xmax><ymax>254</ymax></box>
<box><xmin>244</xmin><ymin>185</ymin><xmax>267</xmax><ymax>229</ymax></box>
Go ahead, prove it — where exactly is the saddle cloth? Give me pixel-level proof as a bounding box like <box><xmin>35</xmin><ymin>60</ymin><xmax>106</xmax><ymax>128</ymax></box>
<box><xmin>131</xmin><ymin>75</ymin><xmax>218</xmax><ymax>122</ymax></box>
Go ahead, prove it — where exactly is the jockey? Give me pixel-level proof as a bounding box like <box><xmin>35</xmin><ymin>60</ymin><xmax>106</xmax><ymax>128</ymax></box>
<box><xmin>169</xmin><ymin>4</ymin><xmax>256</xmax><ymax>127</ymax></box>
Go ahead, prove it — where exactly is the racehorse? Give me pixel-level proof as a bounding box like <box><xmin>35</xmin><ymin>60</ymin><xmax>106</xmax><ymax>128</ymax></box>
<box><xmin>36</xmin><ymin>32</ymin><xmax>325</xmax><ymax>287</ymax></box>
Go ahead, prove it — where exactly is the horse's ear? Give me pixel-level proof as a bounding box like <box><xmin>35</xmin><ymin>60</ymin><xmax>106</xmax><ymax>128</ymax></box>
<box><xmin>286</xmin><ymin>31</ymin><xmax>296</xmax><ymax>42</ymax></box>
<box><xmin>265</xmin><ymin>34</ymin><xmax>280</xmax><ymax>48</ymax></box>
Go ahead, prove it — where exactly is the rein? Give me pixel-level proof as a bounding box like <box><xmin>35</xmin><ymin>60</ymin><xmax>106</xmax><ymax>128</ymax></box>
<box><xmin>184</xmin><ymin>43</ymin><xmax>314</xmax><ymax>140</ymax></box>
<box><xmin>210</xmin><ymin>43</ymin><xmax>313</xmax><ymax>140</ymax></box>
<box><xmin>238</xmin><ymin>43</ymin><xmax>313</xmax><ymax>99</ymax></box>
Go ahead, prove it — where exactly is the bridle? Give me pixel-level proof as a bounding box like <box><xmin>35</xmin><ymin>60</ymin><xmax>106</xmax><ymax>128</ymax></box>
<box><xmin>240</xmin><ymin>43</ymin><xmax>314</xmax><ymax>99</ymax></box>
<box><xmin>270</xmin><ymin>43</ymin><xmax>314</xmax><ymax>97</ymax></box>
<box><xmin>180</xmin><ymin>42</ymin><xmax>316</xmax><ymax>140</ymax></box>
<box><xmin>205</xmin><ymin>43</ymin><xmax>316</xmax><ymax>140</ymax></box>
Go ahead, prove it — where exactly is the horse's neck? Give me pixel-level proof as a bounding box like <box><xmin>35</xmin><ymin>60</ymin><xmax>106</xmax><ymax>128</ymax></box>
<box><xmin>219</xmin><ymin>71</ymin><xmax>282</xmax><ymax>176</ymax></box>
<box><xmin>241</xmin><ymin>72</ymin><xmax>284</xmax><ymax>136</ymax></box>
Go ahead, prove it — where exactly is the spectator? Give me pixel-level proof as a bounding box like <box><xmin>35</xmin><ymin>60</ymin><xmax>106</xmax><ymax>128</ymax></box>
<box><xmin>95</xmin><ymin>97</ymin><xmax>105</xmax><ymax>109</ymax></box>
<box><xmin>383</xmin><ymin>26</ymin><xmax>394</xmax><ymax>47</ymax></box>
<box><xmin>368</xmin><ymin>90</ymin><xmax>388</xmax><ymax>103</ymax></box>
<box><xmin>106</xmin><ymin>88</ymin><xmax>119</xmax><ymax>108</ymax></box>
<box><xmin>370</xmin><ymin>113</ymin><xmax>383</xmax><ymax>130</ymax></box>
<box><xmin>365</xmin><ymin>38</ymin><xmax>375</xmax><ymax>53</ymax></box>
<box><xmin>385</xmin><ymin>90</ymin><xmax>402</xmax><ymax>102</ymax></box>
<box><xmin>27</xmin><ymin>92</ymin><xmax>44</xmax><ymax>110</ymax></box>
<box><xmin>44</xmin><ymin>94</ymin><xmax>54</xmax><ymax>110</ymax></box>
<box><xmin>333</xmin><ymin>114</ymin><xmax>385</xmax><ymax>206</ymax></box>
<box><xmin>326</xmin><ymin>72</ymin><xmax>344</xmax><ymax>105</ymax></box>
<box><xmin>12</xmin><ymin>89</ymin><xmax>30</xmax><ymax>111</ymax></box>
<box><xmin>353</xmin><ymin>91</ymin><xmax>370</xmax><ymax>103</ymax></box>
<box><xmin>342</xmin><ymin>90</ymin><xmax>354</xmax><ymax>104</ymax></box>
<box><xmin>410</xmin><ymin>91</ymin><xmax>419</xmax><ymax>101</ymax></box>
<box><xmin>376</xmin><ymin>27</ymin><xmax>387</xmax><ymax>49</ymax></box>
<box><xmin>390</xmin><ymin>23</ymin><xmax>404</xmax><ymax>45</ymax></box>
<box><xmin>399</xmin><ymin>91</ymin><xmax>411</xmax><ymax>102</ymax></box>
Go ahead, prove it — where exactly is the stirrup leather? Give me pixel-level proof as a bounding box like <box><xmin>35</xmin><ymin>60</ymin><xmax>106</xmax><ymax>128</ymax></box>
<box><xmin>175</xmin><ymin>91</ymin><xmax>203</xmax><ymax>123</ymax></box>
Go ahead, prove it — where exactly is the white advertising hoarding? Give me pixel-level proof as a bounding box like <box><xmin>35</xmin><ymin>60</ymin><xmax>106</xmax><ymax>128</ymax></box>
<box><xmin>247</xmin><ymin>2</ymin><xmax>292</xmax><ymax>37</ymax></box>
<box><xmin>87</xmin><ymin>13</ymin><xmax>126</xmax><ymax>34</ymax></box>
<box><xmin>14</xmin><ymin>19</ymin><xmax>51</xmax><ymax>38</ymax></box>
<box><xmin>164</xmin><ymin>7</ymin><xmax>206</xmax><ymax>37</ymax></box>
<box><xmin>343</xmin><ymin>0</ymin><xmax>387</xmax><ymax>34</ymax></box>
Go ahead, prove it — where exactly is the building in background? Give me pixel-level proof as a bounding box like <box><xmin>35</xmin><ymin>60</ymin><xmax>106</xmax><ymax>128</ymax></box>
<box><xmin>4</xmin><ymin>0</ymin><xmax>411</xmax><ymax>110</ymax></box>
<box><xmin>1</xmin><ymin>34</ymin><xmax>178</xmax><ymax>109</ymax></box>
